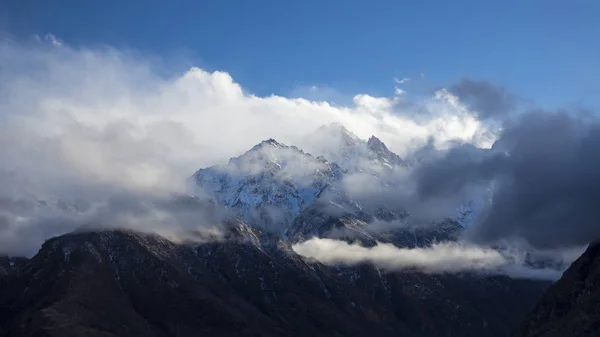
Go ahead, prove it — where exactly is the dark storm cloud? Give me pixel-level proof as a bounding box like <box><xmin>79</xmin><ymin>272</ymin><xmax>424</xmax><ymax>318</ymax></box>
<box><xmin>414</xmin><ymin>143</ymin><xmax>507</xmax><ymax>200</ymax></box>
<box><xmin>448</xmin><ymin>78</ymin><xmax>517</xmax><ymax>118</ymax></box>
<box><xmin>413</xmin><ymin>110</ymin><xmax>600</xmax><ymax>249</ymax></box>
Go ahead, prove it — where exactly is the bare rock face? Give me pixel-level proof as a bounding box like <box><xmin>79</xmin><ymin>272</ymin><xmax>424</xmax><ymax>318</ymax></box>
<box><xmin>514</xmin><ymin>242</ymin><xmax>600</xmax><ymax>337</ymax></box>
<box><xmin>0</xmin><ymin>256</ymin><xmax>27</xmax><ymax>276</ymax></box>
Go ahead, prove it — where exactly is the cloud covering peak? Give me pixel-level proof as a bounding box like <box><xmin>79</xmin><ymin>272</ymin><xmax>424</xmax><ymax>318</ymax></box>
<box><xmin>0</xmin><ymin>35</ymin><xmax>493</xmax><ymax>255</ymax></box>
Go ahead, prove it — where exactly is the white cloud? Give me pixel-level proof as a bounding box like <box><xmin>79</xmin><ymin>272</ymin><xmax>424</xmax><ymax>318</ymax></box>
<box><xmin>0</xmin><ymin>36</ymin><xmax>497</xmax><ymax>191</ymax></box>
<box><xmin>292</xmin><ymin>238</ymin><xmax>564</xmax><ymax>280</ymax></box>
<box><xmin>32</xmin><ymin>33</ymin><xmax>63</xmax><ymax>47</ymax></box>
<box><xmin>44</xmin><ymin>33</ymin><xmax>63</xmax><ymax>47</ymax></box>
<box><xmin>394</xmin><ymin>77</ymin><xmax>410</xmax><ymax>84</ymax></box>
<box><xmin>0</xmin><ymin>36</ymin><xmax>496</xmax><ymax>255</ymax></box>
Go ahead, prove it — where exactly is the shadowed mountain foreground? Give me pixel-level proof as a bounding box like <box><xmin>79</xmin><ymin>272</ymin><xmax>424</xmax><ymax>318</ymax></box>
<box><xmin>514</xmin><ymin>242</ymin><xmax>600</xmax><ymax>337</ymax></box>
<box><xmin>0</xmin><ymin>228</ymin><xmax>549</xmax><ymax>337</ymax></box>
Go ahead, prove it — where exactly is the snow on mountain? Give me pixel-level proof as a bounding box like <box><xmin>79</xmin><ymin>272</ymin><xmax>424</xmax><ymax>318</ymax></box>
<box><xmin>366</xmin><ymin>135</ymin><xmax>407</xmax><ymax>169</ymax></box>
<box><xmin>191</xmin><ymin>138</ymin><xmax>343</xmax><ymax>231</ymax></box>
<box><xmin>190</xmin><ymin>125</ymin><xmax>476</xmax><ymax>242</ymax></box>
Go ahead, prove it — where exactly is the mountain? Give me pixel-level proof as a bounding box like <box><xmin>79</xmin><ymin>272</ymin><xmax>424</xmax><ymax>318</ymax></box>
<box><xmin>192</xmin><ymin>125</ymin><xmax>473</xmax><ymax>246</ymax></box>
<box><xmin>192</xmin><ymin>139</ymin><xmax>343</xmax><ymax>231</ymax></box>
<box><xmin>0</xmin><ymin>256</ymin><xmax>26</xmax><ymax>276</ymax></box>
<box><xmin>0</xmin><ymin>228</ymin><xmax>550</xmax><ymax>337</ymax></box>
<box><xmin>192</xmin><ymin>125</ymin><xmax>420</xmax><ymax>241</ymax></box>
<box><xmin>513</xmin><ymin>242</ymin><xmax>600</xmax><ymax>337</ymax></box>
<box><xmin>0</xmin><ymin>228</ymin><xmax>404</xmax><ymax>337</ymax></box>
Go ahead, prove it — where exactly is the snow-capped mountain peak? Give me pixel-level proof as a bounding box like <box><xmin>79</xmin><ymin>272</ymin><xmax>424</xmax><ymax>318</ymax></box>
<box><xmin>249</xmin><ymin>138</ymin><xmax>285</xmax><ymax>150</ymax></box>
<box><xmin>366</xmin><ymin>135</ymin><xmax>407</xmax><ymax>168</ymax></box>
<box><xmin>192</xmin><ymin>139</ymin><xmax>343</xmax><ymax>231</ymax></box>
<box><xmin>191</xmin><ymin>125</ymin><xmax>412</xmax><ymax>235</ymax></box>
<box><xmin>366</xmin><ymin>136</ymin><xmax>389</xmax><ymax>154</ymax></box>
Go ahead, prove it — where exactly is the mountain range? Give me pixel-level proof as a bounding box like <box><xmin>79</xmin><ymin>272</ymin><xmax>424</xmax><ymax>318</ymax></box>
<box><xmin>0</xmin><ymin>124</ymin><xmax>583</xmax><ymax>336</ymax></box>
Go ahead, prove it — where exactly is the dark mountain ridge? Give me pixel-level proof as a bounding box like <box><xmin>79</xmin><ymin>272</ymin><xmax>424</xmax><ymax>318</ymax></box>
<box><xmin>0</xmin><ymin>227</ymin><xmax>550</xmax><ymax>337</ymax></box>
<box><xmin>514</xmin><ymin>242</ymin><xmax>600</xmax><ymax>337</ymax></box>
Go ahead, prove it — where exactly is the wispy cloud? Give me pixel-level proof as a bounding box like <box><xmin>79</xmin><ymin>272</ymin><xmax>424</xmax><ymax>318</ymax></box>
<box><xmin>292</xmin><ymin>238</ymin><xmax>565</xmax><ymax>280</ymax></box>
<box><xmin>44</xmin><ymin>33</ymin><xmax>63</xmax><ymax>47</ymax></box>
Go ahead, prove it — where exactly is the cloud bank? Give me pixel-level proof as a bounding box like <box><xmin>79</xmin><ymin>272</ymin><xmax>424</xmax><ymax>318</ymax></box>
<box><xmin>412</xmin><ymin>110</ymin><xmax>600</xmax><ymax>249</ymax></box>
<box><xmin>447</xmin><ymin>78</ymin><xmax>517</xmax><ymax>119</ymax></box>
<box><xmin>292</xmin><ymin>238</ymin><xmax>564</xmax><ymax>280</ymax></box>
<box><xmin>0</xmin><ymin>35</ymin><xmax>493</xmax><ymax>256</ymax></box>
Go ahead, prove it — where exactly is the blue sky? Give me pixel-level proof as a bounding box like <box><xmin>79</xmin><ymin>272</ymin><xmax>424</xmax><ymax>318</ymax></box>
<box><xmin>3</xmin><ymin>0</ymin><xmax>599</xmax><ymax>108</ymax></box>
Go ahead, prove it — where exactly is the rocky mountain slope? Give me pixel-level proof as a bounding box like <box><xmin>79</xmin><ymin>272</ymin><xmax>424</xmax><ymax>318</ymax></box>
<box><xmin>514</xmin><ymin>242</ymin><xmax>600</xmax><ymax>337</ymax></box>
<box><xmin>0</xmin><ymin>228</ymin><xmax>549</xmax><ymax>337</ymax></box>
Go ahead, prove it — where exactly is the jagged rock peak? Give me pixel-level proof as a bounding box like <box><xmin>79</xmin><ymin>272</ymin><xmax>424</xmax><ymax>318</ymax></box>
<box><xmin>367</xmin><ymin>135</ymin><xmax>407</xmax><ymax>167</ymax></box>
<box><xmin>242</xmin><ymin>139</ymin><xmax>308</xmax><ymax>160</ymax></box>
<box><xmin>249</xmin><ymin>138</ymin><xmax>287</xmax><ymax>150</ymax></box>
<box><xmin>367</xmin><ymin>135</ymin><xmax>388</xmax><ymax>152</ymax></box>
<box><xmin>192</xmin><ymin>136</ymin><xmax>344</xmax><ymax>230</ymax></box>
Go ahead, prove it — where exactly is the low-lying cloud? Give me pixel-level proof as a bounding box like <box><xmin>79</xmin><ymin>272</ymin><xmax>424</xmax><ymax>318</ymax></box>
<box><xmin>0</xmin><ymin>191</ymin><xmax>229</xmax><ymax>256</ymax></box>
<box><xmin>292</xmin><ymin>238</ymin><xmax>565</xmax><ymax>280</ymax></box>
